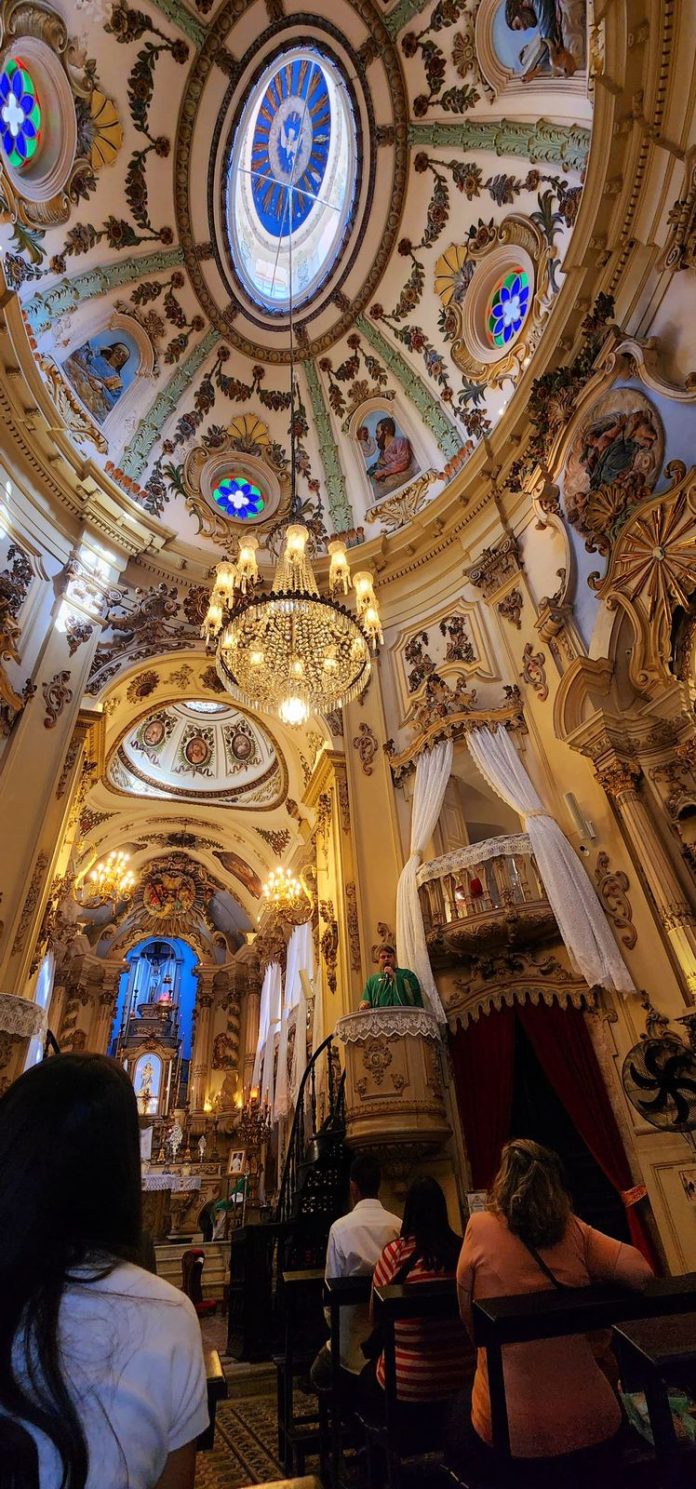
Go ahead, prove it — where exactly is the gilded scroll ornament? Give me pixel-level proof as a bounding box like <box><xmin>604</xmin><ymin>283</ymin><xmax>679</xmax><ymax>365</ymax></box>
<box><xmin>42</xmin><ymin>669</ymin><xmax>73</xmax><ymax>728</ymax></box>
<box><xmin>353</xmin><ymin>722</ymin><xmax>379</xmax><ymax>776</ymax></box>
<box><xmin>520</xmin><ymin>643</ymin><xmax>548</xmax><ymax>701</ymax></box>
<box><xmin>594</xmin><ymin>852</ymin><xmax>637</xmax><ymax>949</ymax></box>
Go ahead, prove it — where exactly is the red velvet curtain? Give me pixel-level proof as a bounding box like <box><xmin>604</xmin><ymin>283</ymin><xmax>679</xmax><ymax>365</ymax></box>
<box><xmin>517</xmin><ymin>1001</ymin><xmax>660</xmax><ymax>1271</ymax></box>
<box><xmin>450</xmin><ymin>1004</ymin><xmax>515</xmax><ymax>1189</ymax></box>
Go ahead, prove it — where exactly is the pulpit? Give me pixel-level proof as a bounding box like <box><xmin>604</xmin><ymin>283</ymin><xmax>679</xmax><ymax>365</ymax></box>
<box><xmin>335</xmin><ymin>1007</ymin><xmax>450</xmax><ymax>1161</ymax></box>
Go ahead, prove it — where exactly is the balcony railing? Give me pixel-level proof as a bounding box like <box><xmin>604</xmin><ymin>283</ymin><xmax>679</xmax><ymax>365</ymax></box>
<box><xmin>417</xmin><ymin>833</ymin><xmax>556</xmax><ymax>962</ymax></box>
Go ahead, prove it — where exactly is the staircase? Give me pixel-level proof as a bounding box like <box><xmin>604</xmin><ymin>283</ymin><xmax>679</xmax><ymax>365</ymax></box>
<box><xmin>155</xmin><ymin>1240</ymin><xmax>230</xmax><ymax>1302</ymax></box>
<box><xmin>276</xmin><ymin>1031</ymin><xmax>349</xmax><ymax>1228</ymax></box>
<box><xmin>227</xmin><ymin>1035</ymin><xmax>351</xmax><ymax>1361</ymax></box>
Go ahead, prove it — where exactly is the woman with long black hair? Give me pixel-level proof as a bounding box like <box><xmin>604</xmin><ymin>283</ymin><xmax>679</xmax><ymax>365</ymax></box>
<box><xmin>0</xmin><ymin>1054</ymin><xmax>208</xmax><ymax>1489</ymax></box>
<box><xmin>370</xmin><ymin>1176</ymin><xmax>473</xmax><ymax>1403</ymax></box>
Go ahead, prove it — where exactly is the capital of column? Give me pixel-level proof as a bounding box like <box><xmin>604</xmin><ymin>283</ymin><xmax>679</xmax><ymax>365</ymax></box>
<box><xmin>595</xmin><ymin>758</ymin><xmax>642</xmax><ymax>799</ymax></box>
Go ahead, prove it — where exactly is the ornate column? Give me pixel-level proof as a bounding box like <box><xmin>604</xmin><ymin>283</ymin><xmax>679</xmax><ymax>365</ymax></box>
<box><xmin>91</xmin><ymin>964</ymin><xmax>125</xmax><ymax>1054</ymax></box>
<box><xmin>0</xmin><ymin>539</ymin><xmax>125</xmax><ymax>994</ymax></box>
<box><xmin>242</xmin><ymin>979</ymin><xmax>261</xmax><ymax>1095</ymax></box>
<box><xmin>189</xmin><ymin>968</ymin><xmax>215</xmax><ymax>1111</ymax></box>
<box><xmin>304</xmin><ymin>749</ymin><xmax>363</xmax><ymax>1025</ymax></box>
<box><xmin>597</xmin><ymin>758</ymin><xmax>696</xmax><ymax>1002</ymax></box>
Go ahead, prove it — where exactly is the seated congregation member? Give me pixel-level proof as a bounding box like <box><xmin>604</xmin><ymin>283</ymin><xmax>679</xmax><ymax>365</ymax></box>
<box><xmin>370</xmin><ymin>1176</ymin><xmax>473</xmax><ymax>1405</ymax></box>
<box><xmin>0</xmin><ymin>1054</ymin><xmax>208</xmax><ymax>1489</ymax></box>
<box><xmin>456</xmin><ymin>1139</ymin><xmax>652</xmax><ymax>1480</ymax></box>
<box><xmin>311</xmin><ymin>1154</ymin><xmax>400</xmax><ymax>1391</ymax></box>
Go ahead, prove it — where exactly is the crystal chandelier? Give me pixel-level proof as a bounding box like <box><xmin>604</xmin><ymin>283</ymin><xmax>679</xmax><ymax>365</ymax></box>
<box><xmin>201</xmin><ymin>187</ymin><xmax>382</xmax><ymax>726</ymax></box>
<box><xmin>77</xmin><ymin>851</ymin><xmax>136</xmax><ymax>908</ymax></box>
<box><xmin>261</xmin><ymin>863</ymin><xmax>313</xmax><ymax>926</ymax></box>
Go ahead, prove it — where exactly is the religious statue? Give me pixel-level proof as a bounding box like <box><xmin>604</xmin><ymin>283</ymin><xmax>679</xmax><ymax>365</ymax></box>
<box><xmin>170</xmin><ymin>1120</ymin><xmax>183</xmax><ymax>1162</ymax></box>
<box><xmin>359</xmin><ymin>942</ymin><xmax>423</xmax><ymax>1009</ymax></box>
<box><xmin>197</xmin><ymin>1135</ymin><xmax>207</xmax><ymax>1162</ymax></box>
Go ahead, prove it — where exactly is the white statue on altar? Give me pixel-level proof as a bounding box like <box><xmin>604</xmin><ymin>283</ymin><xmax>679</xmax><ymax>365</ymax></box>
<box><xmin>197</xmin><ymin>1135</ymin><xmax>206</xmax><ymax>1162</ymax></box>
<box><xmin>170</xmin><ymin>1121</ymin><xmax>183</xmax><ymax>1162</ymax></box>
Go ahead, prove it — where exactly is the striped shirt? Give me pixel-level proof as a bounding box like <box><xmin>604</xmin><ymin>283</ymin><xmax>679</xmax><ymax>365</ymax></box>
<box><xmin>373</xmin><ymin>1236</ymin><xmax>474</xmax><ymax>1402</ymax></box>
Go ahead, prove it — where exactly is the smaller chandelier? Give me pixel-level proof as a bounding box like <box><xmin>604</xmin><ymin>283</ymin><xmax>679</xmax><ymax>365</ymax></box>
<box><xmin>77</xmin><ymin>851</ymin><xmax>136</xmax><ymax>909</ymax></box>
<box><xmin>261</xmin><ymin>864</ymin><xmax>313</xmax><ymax>926</ymax></box>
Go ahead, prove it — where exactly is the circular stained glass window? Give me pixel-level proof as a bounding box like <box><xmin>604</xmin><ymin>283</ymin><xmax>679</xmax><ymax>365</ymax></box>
<box><xmin>228</xmin><ymin>47</ymin><xmax>358</xmax><ymax>312</ymax></box>
<box><xmin>212</xmin><ymin>475</ymin><xmax>266</xmax><ymax>519</ymax></box>
<box><xmin>487</xmin><ymin>268</ymin><xmax>530</xmax><ymax>348</ymax></box>
<box><xmin>0</xmin><ymin>58</ymin><xmax>41</xmax><ymax>170</ymax></box>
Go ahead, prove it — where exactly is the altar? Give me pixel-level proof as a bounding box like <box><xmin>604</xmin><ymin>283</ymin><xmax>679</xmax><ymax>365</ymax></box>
<box><xmin>141</xmin><ymin>1169</ymin><xmax>216</xmax><ymax>1241</ymax></box>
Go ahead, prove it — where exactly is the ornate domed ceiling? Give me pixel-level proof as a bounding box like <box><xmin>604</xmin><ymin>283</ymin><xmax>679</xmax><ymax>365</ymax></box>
<box><xmin>107</xmin><ymin>697</ymin><xmax>286</xmax><ymax>804</ymax></box>
<box><xmin>1</xmin><ymin>0</ymin><xmax>591</xmax><ymax>561</ymax></box>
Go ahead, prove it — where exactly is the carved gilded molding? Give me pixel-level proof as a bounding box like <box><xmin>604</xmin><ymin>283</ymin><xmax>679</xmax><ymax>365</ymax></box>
<box><xmin>385</xmin><ymin>689</ymin><xmax>525</xmax><ymax>781</ymax></box>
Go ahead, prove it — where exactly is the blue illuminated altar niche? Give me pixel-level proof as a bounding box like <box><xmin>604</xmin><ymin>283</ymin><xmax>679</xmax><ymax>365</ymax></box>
<box><xmin>109</xmin><ymin>935</ymin><xmax>198</xmax><ymax>1061</ymax></box>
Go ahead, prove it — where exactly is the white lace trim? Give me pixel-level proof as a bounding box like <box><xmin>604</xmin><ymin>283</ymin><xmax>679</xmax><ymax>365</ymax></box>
<box><xmin>336</xmin><ymin>1008</ymin><xmax>442</xmax><ymax>1044</ymax></box>
<box><xmin>416</xmin><ymin>834</ymin><xmax>532</xmax><ymax>887</ymax></box>
<box><xmin>0</xmin><ymin>993</ymin><xmax>48</xmax><ymax>1038</ymax></box>
<box><xmin>141</xmin><ymin>1173</ymin><xmax>203</xmax><ymax>1192</ymax></box>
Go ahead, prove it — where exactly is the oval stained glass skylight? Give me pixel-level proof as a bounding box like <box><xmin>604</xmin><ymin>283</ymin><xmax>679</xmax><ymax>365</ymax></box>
<box><xmin>212</xmin><ymin>475</ymin><xmax>266</xmax><ymax>519</ymax></box>
<box><xmin>228</xmin><ymin>48</ymin><xmax>358</xmax><ymax>312</ymax></box>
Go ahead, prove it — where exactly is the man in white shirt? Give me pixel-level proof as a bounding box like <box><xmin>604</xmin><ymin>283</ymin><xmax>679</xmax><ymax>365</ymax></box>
<box><xmin>310</xmin><ymin>1154</ymin><xmax>401</xmax><ymax>1390</ymax></box>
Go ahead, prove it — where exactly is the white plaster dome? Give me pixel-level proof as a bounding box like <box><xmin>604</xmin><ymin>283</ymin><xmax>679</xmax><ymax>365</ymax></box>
<box><xmin>107</xmin><ymin>700</ymin><xmax>286</xmax><ymax>807</ymax></box>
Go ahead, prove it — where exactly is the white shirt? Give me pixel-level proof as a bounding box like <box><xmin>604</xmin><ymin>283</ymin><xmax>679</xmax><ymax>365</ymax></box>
<box><xmin>325</xmin><ymin>1197</ymin><xmax>401</xmax><ymax>1371</ymax></box>
<box><xmin>10</xmin><ymin>1262</ymin><xmax>209</xmax><ymax>1488</ymax></box>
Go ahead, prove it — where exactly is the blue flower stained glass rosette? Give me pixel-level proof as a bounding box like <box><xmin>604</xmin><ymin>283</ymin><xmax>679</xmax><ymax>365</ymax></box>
<box><xmin>0</xmin><ymin>59</ymin><xmax>41</xmax><ymax>170</ymax></box>
<box><xmin>212</xmin><ymin>476</ymin><xmax>266</xmax><ymax>520</ymax></box>
<box><xmin>487</xmin><ymin>269</ymin><xmax>530</xmax><ymax>348</ymax></box>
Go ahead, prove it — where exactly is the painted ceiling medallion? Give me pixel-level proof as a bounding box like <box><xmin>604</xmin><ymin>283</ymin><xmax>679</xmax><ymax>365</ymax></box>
<box><xmin>436</xmin><ymin>216</ymin><xmax>553</xmax><ymax>387</ymax></box>
<box><xmin>0</xmin><ymin>58</ymin><xmax>41</xmax><ymax>169</ymax></box>
<box><xmin>228</xmin><ymin>47</ymin><xmax>358</xmax><ymax>312</ymax></box>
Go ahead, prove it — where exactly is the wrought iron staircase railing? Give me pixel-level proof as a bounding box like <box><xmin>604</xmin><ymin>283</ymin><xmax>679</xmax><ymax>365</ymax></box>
<box><xmin>275</xmin><ymin>1031</ymin><xmax>346</xmax><ymax>1224</ymax></box>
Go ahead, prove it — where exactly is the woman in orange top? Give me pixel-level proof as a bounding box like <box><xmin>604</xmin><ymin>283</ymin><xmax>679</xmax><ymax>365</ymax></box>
<box><xmin>456</xmin><ymin>1140</ymin><xmax>652</xmax><ymax>1477</ymax></box>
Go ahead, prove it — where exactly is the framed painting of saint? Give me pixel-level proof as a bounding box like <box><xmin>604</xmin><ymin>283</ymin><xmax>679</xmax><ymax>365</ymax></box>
<box><xmin>62</xmin><ymin>329</ymin><xmax>140</xmax><ymax>426</ymax></box>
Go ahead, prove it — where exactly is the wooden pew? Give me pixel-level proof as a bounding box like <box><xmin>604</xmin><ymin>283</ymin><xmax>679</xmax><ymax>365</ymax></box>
<box><xmin>472</xmin><ymin>1271</ymin><xmax>696</xmax><ymax>1459</ymax></box>
<box><xmin>357</xmin><ymin>1279</ymin><xmax>462</xmax><ymax>1489</ymax></box>
<box><xmin>323</xmin><ymin>1274</ymin><xmax>373</xmax><ymax>1484</ymax></box>
<box><xmin>275</xmin><ymin>1269</ymin><xmax>328</xmax><ymax>1477</ymax></box>
<box><xmin>197</xmin><ymin>1347</ymin><xmax>228</xmax><ymax>1451</ymax></box>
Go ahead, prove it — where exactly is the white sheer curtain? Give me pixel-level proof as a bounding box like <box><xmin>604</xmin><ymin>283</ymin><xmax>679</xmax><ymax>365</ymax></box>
<box><xmin>290</xmin><ymin>924</ymin><xmax>315</xmax><ymax>1107</ymax></box>
<box><xmin>274</xmin><ymin>922</ymin><xmax>314</xmax><ymax>1122</ymax></box>
<box><xmin>396</xmin><ymin>739</ymin><xmax>453</xmax><ymax>1022</ymax></box>
<box><xmin>467</xmin><ymin>727</ymin><xmax>635</xmax><ymax>993</ymax></box>
<box><xmin>251</xmin><ymin>963</ymin><xmax>272</xmax><ymax>1091</ymax></box>
<box><xmin>260</xmin><ymin>962</ymin><xmax>282</xmax><ymax>1110</ymax></box>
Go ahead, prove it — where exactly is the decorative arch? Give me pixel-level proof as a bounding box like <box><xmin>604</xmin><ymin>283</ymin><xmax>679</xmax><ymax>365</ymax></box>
<box><xmin>59</xmin><ymin>309</ymin><xmax>156</xmax><ymax>450</ymax></box>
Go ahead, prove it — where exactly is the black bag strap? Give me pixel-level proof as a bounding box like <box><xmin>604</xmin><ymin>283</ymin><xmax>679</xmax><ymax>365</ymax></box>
<box><xmin>520</xmin><ymin>1237</ymin><xmax>571</xmax><ymax>1291</ymax></box>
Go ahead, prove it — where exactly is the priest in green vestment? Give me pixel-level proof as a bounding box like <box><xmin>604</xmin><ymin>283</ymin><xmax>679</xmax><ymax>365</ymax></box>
<box><xmin>360</xmin><ymin>943</ymin><xmax>424</xmax><ymax>1009</ymax></box>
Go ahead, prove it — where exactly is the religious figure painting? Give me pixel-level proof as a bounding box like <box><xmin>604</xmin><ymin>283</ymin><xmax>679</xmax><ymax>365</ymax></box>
<box><xmin>61</xmin><ymin>330</ymin><xmax>139</xmax><ymax>426</ymax></box>
<box><xmin>214</xmin><ymin>849</ymin><xmax>262</xmax><ymax>898</ymax></box>
<box><xmin>356</xmin><ymin>410</ymin><xmax>419</xmax><ymax>501</ymax></box>
<box><xmin>563</xmin><ymin>388</ymin><xmax>664</xmax><ymax>551</ymax></box>
<box><xmin>133</xmin><ymin>1052</ymin><xmax>162</xmax><ymax>1117</ymax></box>
<box><xmin>493</xmin><ymin>0</ymin><xmax>587</xmax><ymax>80</ymax></box>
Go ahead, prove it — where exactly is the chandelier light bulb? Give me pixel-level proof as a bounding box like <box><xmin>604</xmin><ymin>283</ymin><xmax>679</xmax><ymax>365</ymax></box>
<box><xmin>279</xmin><ymin>692</ymin><xmax>310</xmax><ymax>727</ymax></box>
<box><xmin>362</xmin><ymin>603</ymin><xmax>383</xmax><ymax>648</ymax></box>
<box><xmin>285</xmin><ymin>524</ymin><xmax>309</xmax><ymax>561</ymax></box>
<box><xmin>237</xmin><ymin>536</ymin><xmax>259</xmax><ymax>592</ymax></box>
<box><xmin>215</xmin><ymin>560</ymin><xmax>237</xmax><ymax>601</ymax></box>
<box><xmin>249</xmin><ymin>647</ymin><xmax>264</xmax><ymax>666</ymax></box>
<box><xmin>289</xmin><ymin>655</ymin><xmax>305</xmax><ymax>678</ymax></box>
<box><xmin>201</xmin><ymin>598</ymin><xmax>223</xmax><ymax>641</ymax></box>
<box><xmin>353</xmin><ymin>570</ymin><xmax>376</xmax><ymax>611</ymax></box>
<box><xmin>328</xmin><ymin>540</ymin><xmax>351</xmax><ymax>596</ymax></box>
